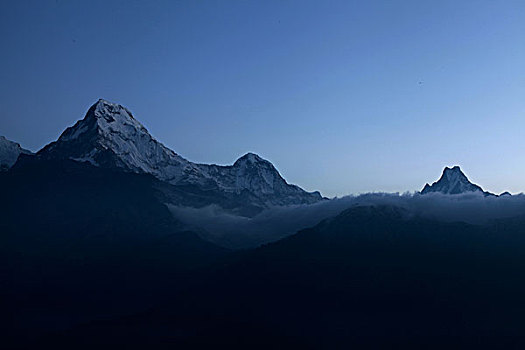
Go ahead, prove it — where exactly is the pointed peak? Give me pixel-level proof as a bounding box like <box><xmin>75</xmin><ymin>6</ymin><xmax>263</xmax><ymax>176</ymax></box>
<box><xmin>232</xmin><ymin>152</ymin><xmax>280</xmax><ymax>174</ymax></box>
<box><xmin>88</xmin><ymin>98</ymin><xmax>119</xmax><ymax>112</ymax></box>
<box><xmin>441</xmin><ymin>165</ymin><xmax>469</xmax><ymax>181</ymax></box>
<box><xmin>38</xmin><ymin>99</ymin><xmax>152</xmax><ymax>164</ymax></box>
<box><xmin>421</xmin><ymin>165</ymin><xmax>488</xmax><ymax>195</ymax></box>
<box><xmin>92</xmin><ymin>98</ymin><xmax>121</xmax><ymax>108</ymax></box>
<box><xmin>76</xmin><ymin>99</ymin><xmax>149</xmax><ymax>139</ymax></box>
<box><xmin>235</xmin><ymin>152</ymin><xmax>266</xmax><ymax>164</ymax></box>
<box><xmin>86</xmin><ymin>99</ymin><xmax>136</xmax><ymax>122</ymax></box>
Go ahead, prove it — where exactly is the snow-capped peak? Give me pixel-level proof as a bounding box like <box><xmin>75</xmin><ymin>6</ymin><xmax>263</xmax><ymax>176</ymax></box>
<box><xmin>421</xmin><ymin>166</ymin><xmax>490</xmax><ymax>195</ymax></box>
<box><xmin>60</xmin><ymin>99</ymin><xmax>147</xmax><ymax>142</ymax></box>
<box><xmin>234</xmin><ymin>152</ymin><xmax>265</xmax><ymax>164</ymax></box>
<box><xmin>232</xmin><ymin>152</ymin><xmax>278</xmax><ymax>172</ymax></box>
<box><xmin>90</xmin><ymin>99</ymin><xmax>148</xmax><ymax>134</ymax></box>
<box><xmin>37</xmin><ymin>99</ymin><xmax>323</xmax><ymax>207</ymax></box>
<box><xmin>38</xmin><ymin>99</ymin><xmax>198</xmax><ymax>179</ymax></box>
<box><xmin>441</xmin><ymin>166</ymin><xmax>469</xmax><ymax>184</ymax></box>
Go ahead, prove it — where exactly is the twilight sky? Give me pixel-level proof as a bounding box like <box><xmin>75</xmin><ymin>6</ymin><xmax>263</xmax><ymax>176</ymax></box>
<box><xmin>1</xmin><ymin>0</ymin><xmax>524</xmax><ymax>197</ymax></box>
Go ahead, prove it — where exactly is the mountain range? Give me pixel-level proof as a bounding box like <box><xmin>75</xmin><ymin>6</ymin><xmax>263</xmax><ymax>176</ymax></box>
<box><xmin>1</xmin><ymin>99</ymin><xmax>511</xmax><ymax>203</ymax></box>
<box><xmin>35</xmin><ymin>99</ymin><xmax>322</xmax><ymax>212</ymax></box>
<box><xmin>4</xmin><ymin>99</ymin><xmax>525</xmax><ymax>348</ymax></box>
<box><xmin>1</xmin><ymin>99</ymin><xmax>514</xmax><ymax>251</ymax></box>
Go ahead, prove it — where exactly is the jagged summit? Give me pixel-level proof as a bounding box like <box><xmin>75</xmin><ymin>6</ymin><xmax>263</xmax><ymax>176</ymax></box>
<box><xmin>421</xmin><ymin>166</ymin><xmax>494</xmax><ymax>196</ymax></box>
<box><xmin>38</xmin><ymin>99</ymin><xmax>198</xmax><ymax>179</ymax></box>
<box><xmin>37</xmin><ymin>99</ymin><xmax>322</xmax><ymax>207</ymax></box>
<box><xmin>0</xmin><ymin>136</ymin><xmax>32</xmax><ymax>171</ymax></box>
<box><xmin>84</xmin><ymin>99</ymin><xmax>144</xmax><ymax>130</ymax></box>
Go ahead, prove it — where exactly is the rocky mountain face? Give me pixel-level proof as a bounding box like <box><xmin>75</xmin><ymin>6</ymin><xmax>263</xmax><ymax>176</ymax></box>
<box><xmin>37</xmin><ymin>99</ymin><xmax>322</xmax><ymax>210</ymax></box>
<box><xmin>0</xmin><ymin>136</ymin><xmax>32</xmax><ymax>171</ymax></box>
<box><xmin>200</xmin><ymin>152</ymin><xmax>321</xmax><ymax>206</ymax></box>
<box><xmin>421</xmin><ymin>166</ymin><xmax>495</xmax><ymax>196</ymax></box>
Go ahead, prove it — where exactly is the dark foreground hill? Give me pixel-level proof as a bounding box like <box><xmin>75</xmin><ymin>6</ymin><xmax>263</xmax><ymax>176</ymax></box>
<box><xmin>15</xmin><ymin>204</ymin><xmax>525</xmax><ymax>348</ymax></box>
<box><xmin>1</xmin><ymin>156</ymin><xmax>228</xmax><ymax>346</ymax></box>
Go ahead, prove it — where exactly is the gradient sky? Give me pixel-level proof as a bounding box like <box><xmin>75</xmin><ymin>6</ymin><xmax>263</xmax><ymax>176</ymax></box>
<box><xmin>1</xmin><ymin>0</ymin><xmax>524</xmax><ymax>197</ymax></box>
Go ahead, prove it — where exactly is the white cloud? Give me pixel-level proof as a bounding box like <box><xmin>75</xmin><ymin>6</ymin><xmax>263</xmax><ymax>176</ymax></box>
<box><xmin>168</xmin><ymin>192</ymin><xmax>525</xmax><ymax>249</ymax></box>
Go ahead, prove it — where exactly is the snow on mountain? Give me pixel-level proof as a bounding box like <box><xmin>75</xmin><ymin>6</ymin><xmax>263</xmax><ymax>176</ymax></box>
<box><xmin>421</xmin><ymin>166</ymin><xmax>495</xmax><ymax>196</ymax></box>
<box><xmin>38</xmin><ymin>99</ymin><xmax>203</xmax><ymax>182</ymax></box>
<box><xmin>201</xmin><ymin>152</ymin><xmax>322</xmax><ymax>205</ymax></box>
<box><xmin>0</xmin><ymin>136</ymin><xmax>32</xmax><ymax>171</ymax></box>
<box><xmin>38</xmin><ymin>99</ymin><xmax>322</xmax><ymax>206</ymax></box>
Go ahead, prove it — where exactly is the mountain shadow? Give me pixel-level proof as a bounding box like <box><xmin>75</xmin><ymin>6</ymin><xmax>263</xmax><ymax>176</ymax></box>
<box><xmin>25</xmin><ymin>204</ymin><xmax>525</xmax><ymax>348</ymax></box>
<box><xmin>1</xmin><ymin>155</ymin><xmax>228</xmax><ymax>345</ymax></box>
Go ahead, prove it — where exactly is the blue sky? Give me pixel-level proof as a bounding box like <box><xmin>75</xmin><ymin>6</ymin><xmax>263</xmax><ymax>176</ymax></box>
<box><xmin>1</xmin><ymin>0</ymin><xmax>524</xmax><ymax>197</ymax></box>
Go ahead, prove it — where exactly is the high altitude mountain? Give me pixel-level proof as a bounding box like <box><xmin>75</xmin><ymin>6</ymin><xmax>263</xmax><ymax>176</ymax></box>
<box><xmin>37</xmin><ymin>99</ymin><xmax>322</xmax><ymax>209</ymax></box>
<box><xmin>421</xmin><ymin>165</ymin><xmax>495</xmax><ymax>196</ymax></box>
<box><xmin>0</xmin><ymin>136</ymin><xmax>32</xmax><ymax>171</ymax></box>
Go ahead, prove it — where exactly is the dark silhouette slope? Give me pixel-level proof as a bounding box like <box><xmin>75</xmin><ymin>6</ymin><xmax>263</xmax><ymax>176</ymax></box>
<box><xmin>26</xmin><ymin>205</ymin><xmax>525</xmax><ymax>348</ymax></box>
<box><xmin>1</xmin><ymin>155</ymin><xmax>228</xmax><ymax>345</ymax></box>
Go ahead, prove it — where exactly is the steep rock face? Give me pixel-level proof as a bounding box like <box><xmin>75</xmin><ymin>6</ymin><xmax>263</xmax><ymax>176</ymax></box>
<box><xmin>37</xmin><ymin>99</ymin><xmax>322</xmax><ymax>207</ymax></box>
<box><xmin>421</xmin><ymin>166</ymin><xmax>493</xmax><ymax>196</ymax></box>
<box><xmin>201</xmin><ymin>153</ymin><xmax>321</xmax><ymax>205</ymax></box>
<box><xmin>0</xmin><ymin>136</ymin><xmax>32</xmax><ymax>171</ymax></box>
<box><xmin>37</xmin><ymin>100</ymin><xmax>204</xmax><ymax>184</ymax></box>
